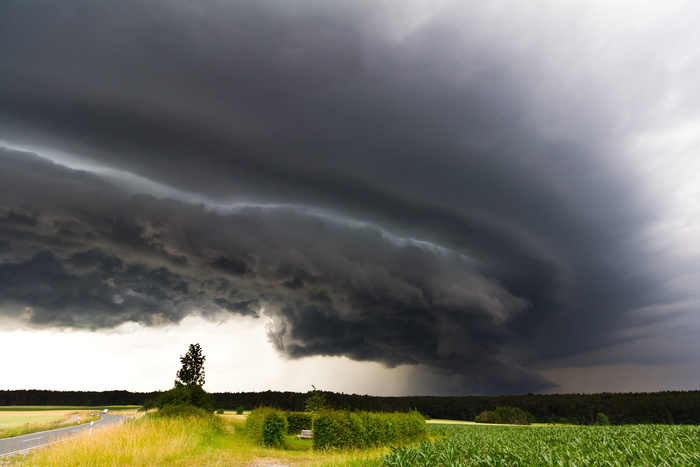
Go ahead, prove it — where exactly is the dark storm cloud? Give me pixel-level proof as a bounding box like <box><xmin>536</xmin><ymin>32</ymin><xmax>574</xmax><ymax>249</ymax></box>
<box><xmin>1</xmin><ymin>0</ymin><xmax>696</xmax><ymax>393</ymax></box>
<box><xmin>0</xmin><ymin>148</ymin><xmax>550</xmax><ymax>392</ymax></box>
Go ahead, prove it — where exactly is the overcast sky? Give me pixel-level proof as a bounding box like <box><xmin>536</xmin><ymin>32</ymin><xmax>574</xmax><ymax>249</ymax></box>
<box><xmin>1</xmin><ymin>0</ymin><xmax>699</xmax><ymax>396</ymax></box>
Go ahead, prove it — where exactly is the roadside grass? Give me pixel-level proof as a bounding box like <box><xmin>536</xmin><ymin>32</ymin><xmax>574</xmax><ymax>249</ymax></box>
<box><xmin>14</xmin><ymin>412</ymin><xmax>388</xmax><ymax>466</ymax></box>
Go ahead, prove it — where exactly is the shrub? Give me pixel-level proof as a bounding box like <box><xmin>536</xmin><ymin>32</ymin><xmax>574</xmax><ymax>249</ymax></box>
<box><xmin>262</xmin><ymin>411</ymin><xmax>288</xmax><ymax>448</ymax></box>
<box><xmin>313</xmin><ymin>410</ymin><xmax>426</xmax><ymax>450</ymax></box>
<box><xmin>216</xmin><ymin>409</ymin><xmax>224</xmax><ymax>414</ymax></box>
<box><xmin>246</xmin><ymin>407</ymin><xmax>288</xmax><ymax>448</ymax></box>
<box><xmin>139</xmin><ymin>397</ymin><xmax>157</xmax><ymax>412</ymax></box>
<box><xmin>156</xmin><ymin>384</ymin><xmax>214</xmax><ymax>412</ymax></box>
<box><xmin>286</xmin><ymin>412</ymin><xmax>312</xmax><ymax>434</ymax></box>
<box><xmin>236</xmin><ymin>406</ymin><xmax>245</xmax><ymax>415</ymax></box>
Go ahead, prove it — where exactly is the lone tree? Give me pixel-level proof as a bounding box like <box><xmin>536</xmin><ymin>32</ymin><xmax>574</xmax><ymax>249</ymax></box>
<box><xmin>156</xmin><ymin>343</ymin><xmax>213</xmax><ymax>412</ymax></box>
<box><xmin>175</xmin><ymin>343</ymin><xmax>206</xmax><ymax>387</ymax></box>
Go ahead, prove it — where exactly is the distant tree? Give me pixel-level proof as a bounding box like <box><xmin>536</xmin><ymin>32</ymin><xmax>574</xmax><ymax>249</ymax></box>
<box><xmin>476</xmin><ymin>407</ymin><xmax>531</xmax><ymax>425</ymax></box>
<box><xmin>495</xmin><ymin>406</ymin><xmax>531</xmax><ymax>425</ymax></box>
<box><xmin>175</xmin><ymin>343</ymin><xmax>206</xmax><ymax>387</ymax></box>
<box><xmin>305</xmin><ymin>385</ymin><xmax>327</xmax><ymax>431</ymax></box>
<box><xmin>596</xmin><ymin>412</ymin><xmax>611</xmax><ymax>426</ymax></box>
<box><xmin>475</xmin><ymin>410</ymin><xmax>501</xmax><ymax>424</ymax></box>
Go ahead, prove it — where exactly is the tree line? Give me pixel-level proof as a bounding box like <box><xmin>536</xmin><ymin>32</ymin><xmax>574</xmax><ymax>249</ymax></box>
<box><xmin>1</xmin><ymin>389</ymin><xmax>698</xmax><ymax>425</ymax></box>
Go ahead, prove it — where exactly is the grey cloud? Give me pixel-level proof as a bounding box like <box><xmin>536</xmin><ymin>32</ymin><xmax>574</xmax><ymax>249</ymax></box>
<box><xmin>1</xmin><ymin>0</ymin><xmax>698</xmax><ymax>393</ymax></box>
<box><xmin>1</xmin><ymin>149</ymin><xmax>548</xmax><ymax>392</ymax></box>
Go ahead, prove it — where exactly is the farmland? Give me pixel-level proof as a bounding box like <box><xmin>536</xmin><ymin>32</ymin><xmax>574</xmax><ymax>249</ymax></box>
<box><xmin>0</xmin><ymin>406</ymin><xmax>137</xmax><ymax>439</ymax></box>
<box><xmin>384</xmin><ymin>423</ymin><xmax>700</xmax><ymax>466</ymax></box>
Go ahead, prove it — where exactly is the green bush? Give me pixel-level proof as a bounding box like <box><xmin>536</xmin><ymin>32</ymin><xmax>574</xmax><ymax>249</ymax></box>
<box><xmin>262</xmin><ymin>411</ymin><xmax>288</xmax><ymax>448</ymax></box>
<box><xmin>246</xmin><ymin>407</ymin><xmax>288</xmax><ymax>448</ymax></box>
<box><xmin>596</xmin><ymin>412</ymin><xmax>611</xmax><ymax>426</ymax></box>
<box><xmin>313</xmin><ymin>410</ymin><xmax>426</xmax><ymax>450</ymax></box>
<box><xmin>286</xmin><ymin>412</ymin><xmax>312</xmax><ymax>434</ymax></box>
<box><xmin>155</xmin><ymin>384</ymin><xmax>214</xmax><ymax>412</ymax></box>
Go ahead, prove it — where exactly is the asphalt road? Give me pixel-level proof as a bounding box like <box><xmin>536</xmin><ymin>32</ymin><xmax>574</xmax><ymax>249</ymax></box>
<box><xmin>0</xmin><ymin>414</ymin><xmax>131</xmax><ymax>458</ymax></box>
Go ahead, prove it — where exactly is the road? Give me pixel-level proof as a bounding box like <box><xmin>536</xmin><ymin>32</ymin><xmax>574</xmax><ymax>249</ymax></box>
<box><xmin>0</xmin><ymin>414</ymin><xmax>131</xmax><ymax>458</ymax></box>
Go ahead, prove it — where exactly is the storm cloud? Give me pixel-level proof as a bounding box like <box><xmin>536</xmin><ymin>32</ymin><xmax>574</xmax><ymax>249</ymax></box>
<box><xmin>1</xmin><ymin>0</ymin><xmax>699</xmax><ymax>394</ymax></box>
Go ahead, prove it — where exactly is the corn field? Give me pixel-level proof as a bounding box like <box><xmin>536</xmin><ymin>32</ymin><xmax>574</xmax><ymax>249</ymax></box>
<box><xmin>382</xmin><ymin>423</ymin><xmax>700</xmax><ymax>466</ymax></box>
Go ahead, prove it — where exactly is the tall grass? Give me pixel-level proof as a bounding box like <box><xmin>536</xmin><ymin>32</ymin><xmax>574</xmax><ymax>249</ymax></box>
<box><xmin>18</xmin><ymin>411</ymin><xmax>388</xmax><ymax>466</ymax></box>
<box><xmin>21</xmin><ymin>413</ymin><xmax>224</xmax><ymax>466</ymax></box>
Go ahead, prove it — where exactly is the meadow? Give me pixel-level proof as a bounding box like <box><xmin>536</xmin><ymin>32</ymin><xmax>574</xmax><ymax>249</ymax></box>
<box><xmin>12</xmin><ymin>411</ymin><xmax>387</xmax><ymax>466</ymax></box>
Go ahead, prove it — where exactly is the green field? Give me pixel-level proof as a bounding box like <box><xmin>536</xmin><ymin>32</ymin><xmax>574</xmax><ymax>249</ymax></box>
<box><xmin>384</xmin><ymin>423</ymin><xmax>700</xmax><ymax>466</ymax></box>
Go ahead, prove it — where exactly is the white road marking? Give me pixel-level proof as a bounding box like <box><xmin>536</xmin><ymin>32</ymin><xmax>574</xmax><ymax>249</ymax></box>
<box><xmin>21</xmin><ymin>437</ymin><xmax>43</xmax><ymax>442</ymax></box>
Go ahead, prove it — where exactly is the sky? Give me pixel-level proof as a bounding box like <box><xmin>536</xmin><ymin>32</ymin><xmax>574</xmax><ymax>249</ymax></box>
<box><xmin>1</xmin><ymin>0</ymin><xmax>699</xmax><ymax>397</ymax></box>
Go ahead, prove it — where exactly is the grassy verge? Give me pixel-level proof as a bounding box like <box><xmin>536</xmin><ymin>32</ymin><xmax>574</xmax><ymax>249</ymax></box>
<box><xmin>13</xmin><ymin>412</ymin><xmax>388</xmax><ymax>466</ymax></box>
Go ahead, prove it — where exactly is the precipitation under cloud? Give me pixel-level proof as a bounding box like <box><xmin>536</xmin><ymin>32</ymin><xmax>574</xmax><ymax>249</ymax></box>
<box><xmin>1</xmin><ymin>0</ymin><xmax>699</xmax><ymax>395</ymax></box>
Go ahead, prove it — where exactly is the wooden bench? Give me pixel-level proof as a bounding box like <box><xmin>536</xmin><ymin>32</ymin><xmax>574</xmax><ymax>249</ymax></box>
<box><xmin>297</xmin><ymin>430</ymin><xmax>313</xmax><ymax>440</ymax></box>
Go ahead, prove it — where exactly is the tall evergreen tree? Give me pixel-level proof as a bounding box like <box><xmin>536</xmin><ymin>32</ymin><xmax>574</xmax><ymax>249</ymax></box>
<box><xmin>175</xmin><ymin>343</ymin><xmax>206</xmax><ymax>387</ymax></box>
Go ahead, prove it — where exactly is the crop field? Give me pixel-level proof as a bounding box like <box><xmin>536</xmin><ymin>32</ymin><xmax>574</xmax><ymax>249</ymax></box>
<box><xmin>383</xmin><ymin>423</ymin><xmax>700</xmax><ymax>466</ymax></box>
<box><xmin>0</xmin><ymin>409</ymin><xmax>77</xmax><ymax>431</ymax></box>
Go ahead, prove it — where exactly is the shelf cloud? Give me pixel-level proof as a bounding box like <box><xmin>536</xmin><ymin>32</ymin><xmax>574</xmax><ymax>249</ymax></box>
<box><xmin>1</xmin><ymin>0</ymin><xmax>699</xmax><ymax>394</ymax></box>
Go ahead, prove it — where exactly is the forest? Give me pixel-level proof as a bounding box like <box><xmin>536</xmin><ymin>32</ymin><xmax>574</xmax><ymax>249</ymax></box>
<box><xmin>1</xmin><ymin>389</ymin><xmax>698</xmax><ymax>425</ymax></box>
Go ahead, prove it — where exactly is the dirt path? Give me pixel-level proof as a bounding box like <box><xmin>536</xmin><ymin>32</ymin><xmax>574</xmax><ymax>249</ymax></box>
<box><xmin>246</xmin><ymin>458</ymin><xmax>300</xmax><ymax>467</ymax></box>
